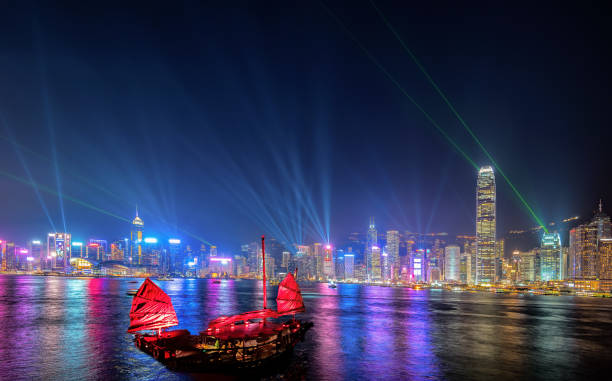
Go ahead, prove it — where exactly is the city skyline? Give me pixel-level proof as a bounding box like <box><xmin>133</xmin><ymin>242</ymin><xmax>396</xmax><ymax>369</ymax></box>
<box><xmin>2</xmin><ymin>2</ymin><xmax>612</xmax><ymax>251</ymax></box>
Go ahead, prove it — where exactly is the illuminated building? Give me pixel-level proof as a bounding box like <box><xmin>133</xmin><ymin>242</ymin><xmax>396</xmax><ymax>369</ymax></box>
<box><xmin>323</xmin><ymin>244</ymin><xmax>334</xmax><ymax>279</ymax></box>
<box><xmin>335</xmin><ymin>252</ymin><xmax>345</xmax><ymax>280</ymax></box>
<box><xmin>72</xmin><ymin>241</ymin><xmax>84</xmax><ymax>258</ymax></box>
<box><xmin>560</xmin><ymin>247</ymin><xmax>569</xmax><ymax>280</ymax></box>
<box><xmin>540</xmin><ymin>232</ymin><xmax>561</xmax><ymax>281</ymax></box>
<box><xmin>366</xmin><ymin>217</ymin><xmax>377</xmax><ymax>279</ymax></box>
<box><xmin>29</xmin><ymin>240</ymin><xmax>42</xmax><ymax>270</ymax></box>
<box><xmin>168</xmin><ymin>238</ymin><xmax>182</xmax><ymax>275</ymax></box>
<box><xmin>476</xmin><ymin>166</ymin><xmax>496</xmax><ymax>283</ymax></box>
<box><xmin>570</xmin><ymin>201</ymin><xmax>612</xmax><ymax>279</ymax></box>
<box><xmin>599</xmin><ymin>238</ymin><xmax>612</xmax><ymax>280</ymax></box>
<box><xmin>110</xmin><ymin>240</ymin><xmax>125</xmax><ymax>261</ymax></box>
<box><xmin>507</xmin><ymin>253</ymin><xmax>521</xmax><ymax>283</ymax></box>
<box><xmin>460</xmin><ymin>253</ymin><xmax>470</xmax><ymax>283</ymax></box>
<box><xmin>70</xmin><ymin>257</ymin><xmax>95</xmax><ymax>274</ymax></box>
<box><xmin>3</xmin><ymin>242</ymin><xmax>16</xmax><ymax>271</ymax></box>
<box><xmin>130</xmin><ymin>209</ymin><xmax>144</xmax><ymax>265</ymax></box>
<box><xmin>495</xmin><ymin>239</ymin><xmax>504</xmax><ymax>281</ymax></box>
<box><xmin>198</xmin><ymin>244</ymin><xmax>207</xmax><ymax>274</ymax></box>
<box><xmin>143</xmin><ymin>237</ymin><xmax>160</xmax><ymax>267</ymax></box>
<box><xmin>209</xmin><ymin>257</ymin><xmax>232</xmax><ymax>276</ymax></box>
<box><xmin>282</xmin><ymin>251</ymin><xmax>290</xmax><ymax>270</ymax></box>
<box><xmin>86</xmin><ymin>243</ymin><xmax>102</xmax><ymax>261</ymax></box>
<box><xmin>47</xmin><ymin>233</ymin><xmax>71</xmax><ymax>272</ymax></box>
<box><xmin>90</xmin><ymin>239</ymin><xmax>108</xmax><ymax>260</ymax></box>
<box><xmin>0</xmin><ymin>240</ymin><xmax>5</xmax><ymax>270</ymax></box>
<box><xmin>371</xmin><ymin>246</ymin><xmax>381</xmax><ymax>281</ymax></box>
<box><xmin>381</xmin><ymin>251</ymin><xmax>390</xmax><ymax>280</ymax></box>
<box><xmin>386</xmin><ymin>230</ymin><xmax>400</xmax><ymax>279</ymax></box>
<box><xmin>593</xmin><ymin>199</ymin><xmax>611</xmax><ymax>241</ymax></box>
<box><xmin>457</xmin><ymin>235</ymin><xmax>476</xmax><ymax>284</ymax></box>
<box><xmin>518</xmin><ymin>250</ymin><xmax>537</xmax><ymax>282</ymax></box>
<box><xmin>344</xmin><ymin>253</ymin><xmax>355</xmax><ymax>280</ymax></box>
<box><xmin>412</xmin><ymin>249</ymin><xmax>424</xmax><ymax>282</ymax></box>
<box><xmin>314</xmin><ymin>243</ymin><xmax>323</xmax><ymax>280</ymax></box>
<box><xmin>444</xmin><ymin>245</ymin><xmax>460</xmax><ymax>282</ymax></box>
<box><xmin>570</xmin><ymin>222</ymin><xmax>599</xmax><ymax>279</ymax></box>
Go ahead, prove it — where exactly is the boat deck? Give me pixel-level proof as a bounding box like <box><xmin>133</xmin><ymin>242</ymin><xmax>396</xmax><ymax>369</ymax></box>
<box><xmin>134</xmin><ymin>320</ymin><xmax>313</xmax><ymax>371</ymax></box>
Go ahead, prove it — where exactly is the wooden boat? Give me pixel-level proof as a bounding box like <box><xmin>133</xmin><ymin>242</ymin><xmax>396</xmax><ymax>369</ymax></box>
<box><xmin>128</xmin><ymin>236</ymin><xmax>312</xmax><ymax>372</ymax></box>
<box><xmin>126</xmin><ymin>289</ymin><xmax>138</xmax><ymax>296</ymax></box>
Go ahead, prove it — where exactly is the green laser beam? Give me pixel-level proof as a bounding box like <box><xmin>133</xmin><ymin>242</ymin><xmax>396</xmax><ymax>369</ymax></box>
<box><xmin>0</xmin><ymin>134</ymin><xmax>128</xmax><ymax>205</ymax></box>
<box><xmin>0</xmin><ymin>135</ymin><xmax>215</xmax><ymax>245</ymax></box>
<box><xmin>369</xmin><ymin>0</ymin><xmax>548</xmax><ymax>233</ymax></box>
<box><xmin>321</xmin><ymin>2</ymin><xmax>478</xmax><ymax>171</ymax></box>
<box><xmin>0</xmin><ymin>169</ymin><xmax>130</xmax><ymax>223</ymax></box>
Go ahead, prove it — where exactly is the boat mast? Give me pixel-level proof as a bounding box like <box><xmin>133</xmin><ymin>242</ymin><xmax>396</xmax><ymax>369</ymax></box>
<box><xmin>262</xmin><ymin>235</ymin><xmax>267</xmax><ymax>310</ymax></box>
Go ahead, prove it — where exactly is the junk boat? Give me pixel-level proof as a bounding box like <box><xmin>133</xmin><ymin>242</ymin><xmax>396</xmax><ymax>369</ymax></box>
<box><xmin>128</xmin><ymin>236</ymin><xmax>312</xmax><ymax>371</ymax></box>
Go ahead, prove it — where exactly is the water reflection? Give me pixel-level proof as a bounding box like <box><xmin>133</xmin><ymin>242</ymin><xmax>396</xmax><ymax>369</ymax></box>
<box><xmin>1</xmin><ymin>276</ymin><xmax>612</xmax><ymax>380</ymax></box>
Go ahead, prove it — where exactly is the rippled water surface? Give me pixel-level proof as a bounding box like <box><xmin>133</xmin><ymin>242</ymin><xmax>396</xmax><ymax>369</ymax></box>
<box><xmin>1</xmin><ymin>275</ymin><xmax>612</xmax><ymax>380</ymax></box>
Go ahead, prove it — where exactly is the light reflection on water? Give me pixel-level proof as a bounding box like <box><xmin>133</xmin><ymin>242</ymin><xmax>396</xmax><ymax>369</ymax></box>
<box><xmin>1</xmin><ymin>275</ymin><xmax>612</xmax><ymax>380</ymax></box>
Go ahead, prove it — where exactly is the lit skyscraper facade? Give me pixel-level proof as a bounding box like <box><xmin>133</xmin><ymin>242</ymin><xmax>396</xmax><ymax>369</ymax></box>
<box><xmin>444</xmin><ymin>245</ymin><xmax>460</xmax><ymax>282</ymax></box>
<box><xmin>371</xmin><ymin>246</ymin><xmax>381</xmax><ymax>281</ymax></box>
<box><xmin>540</xmin><ymin>232</ymin><xmax>561</xmax><ymax>281</ymax></box>
<box><xmin>344</xmin><ymin>253</ymin><xmax>355</xmax><ymax>280</ymax></box>
<box><xmin>47</xmin><ymin>232</ymin><xmax>71</xmax><ymax>271</ymax></box>
<box><xmin>599</xmin><ymin>238</ymin><xmax>612</xmax><ymax>280</ymax></box>
<box><xmin>386</xmin><ymin>230</ymin><xmax>400</xmax><ymax>279</ymax></box>
<box><xmin>130</xmin><ymin>210</ymin><xmax>144</xmax><ymax>265</ymax></box>
<box><xmin>476</xmin><ymin>166</ymin><xmax>496</xmax><ymax>283</ymax></box>
<box><xmin>569</xmin><ymin>202</ymin><xmax>611</xmax><ymax>279</ymax></box>
<box><xmin>366</xmin><ymin>217</ymin><xmax>377</xmax><ymax>279</ymax></box>
<box><xmin>323</xmin><ymin>245</ymin><xmax>334</xmax><ymax>279</ymax></box>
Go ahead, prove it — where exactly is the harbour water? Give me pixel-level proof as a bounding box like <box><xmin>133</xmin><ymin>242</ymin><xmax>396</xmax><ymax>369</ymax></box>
<box><xmin>1</xmin><ymin>275</ymin><xmax>611</xmax><ymax>380</ymax></box>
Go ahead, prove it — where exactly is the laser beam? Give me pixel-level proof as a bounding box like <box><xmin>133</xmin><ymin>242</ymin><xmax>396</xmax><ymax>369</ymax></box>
<box><xmin>369</xmin><ymin>0</ymin><xmax>548</xmax><ymax>232</ymax></box>
<box><xmin>320</xmin><ymin>2</ymin><xmax>479</xmax><ymax>171</ymax></box>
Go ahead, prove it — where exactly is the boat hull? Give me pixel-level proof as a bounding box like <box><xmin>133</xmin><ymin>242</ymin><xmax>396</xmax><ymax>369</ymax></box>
<box><xmin>134</xmin><ymin>320</ymin><xmax>313</xmax><ymax>372</ymax></box>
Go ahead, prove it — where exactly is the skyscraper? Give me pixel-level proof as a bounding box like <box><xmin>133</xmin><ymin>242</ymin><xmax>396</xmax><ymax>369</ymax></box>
<box><xmin>540</xmin><ymin>232</ymin><xmax>561</xmax><ymax>281</ymax></box>
<box><xmin>386</xmin><ymin>230</ymin><xmax>400</xmax><ymax>279</ymax></box>
<box><xmin>371</xmin><ymin>245</ymin><xmax>381</xmax><ymax>281</ymax></box>
<box><xmin>366</xmin><ymin>217</ymin><xmax>377</xmax><ymax>279</ymax></box>
<box><xmin>569</xmin><ymin>201</ymin><xmax>611</xmax><ymax>279</ymax></box>
<box><xmin>323</xmin><ymin>244</ymin><xmax>334</xmax><ymax>279</ymax></box>
<box><xmin>476</xmin><ymin>166</ymin><xmax>496</xmax><ymax>283</ymax></box>
<box><xmin>344</xmin><ymin>253</ymin><xmax>355</xmax><ymax>280</ymax></box>
<box><xmin>47</xmin><ymin>233</ymin><xmax>71</xmax><ymax>271</ymax></box>
<box><xmin>444</xmin><ymin>245</ymin><xmax>461</xmax><ymax>282</ymax></box>
<box><xmin>598</xmin><ymin>238</ymin><xmax>612</xmax><ymax>280</ymax></box>
<box><xmin>130</xmin><ymin>209</ymin><xmax>144</xmax><ymax>265</ymax></box>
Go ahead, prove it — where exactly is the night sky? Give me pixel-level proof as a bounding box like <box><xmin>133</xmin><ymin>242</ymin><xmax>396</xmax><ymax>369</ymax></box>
<box><xmin>1</xmin><ymin>1</ymin><xmax>611</xmax><ymax>251</ymax></box>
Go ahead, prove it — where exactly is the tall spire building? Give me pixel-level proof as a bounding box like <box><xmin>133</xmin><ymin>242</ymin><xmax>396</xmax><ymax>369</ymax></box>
<box><xmin>476</xmin><ymin>166</ymin><xmax>496</xmax><ymax>283</ymax></box>
<box><xmin>130</xmin><ymin>207</ymin><xmax>144</xmax><ymax>265</ymax></box>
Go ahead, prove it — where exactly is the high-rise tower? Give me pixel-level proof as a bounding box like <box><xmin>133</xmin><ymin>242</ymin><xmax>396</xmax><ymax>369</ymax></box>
<box><xmin>130</xmin><ymin>208</ymin><xmax>144</xmax><ymax>265</ymax></box>
<box><xmin>366</xmin><ymin>217</ymin><xmax>377</xmax><ymax>279</ymax></box>
<box><xmin>476</xmin><ymin>166</ymin><xmax>496</xmax><ymax>283</ymax></box>
<box><xmin>540</xmin><ymin>232</ymin><xmax>561</xmax><ymax>281</ymax></box>
<box><xmin>386</xmin><ymin>230</ymin><xmax>400</xmax><ymax>279</ymax></box>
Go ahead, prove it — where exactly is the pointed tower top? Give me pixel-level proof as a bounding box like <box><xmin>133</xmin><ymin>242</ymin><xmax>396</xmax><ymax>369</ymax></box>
<box><xmin>599</xmin><ymin>199</ymin><xmax>603</xmax><ymax>213</ymax></box>
<box><xmin>132</xmin><ymin>205</ymin><xmax>144</xmax><ymax>226</ymax></box>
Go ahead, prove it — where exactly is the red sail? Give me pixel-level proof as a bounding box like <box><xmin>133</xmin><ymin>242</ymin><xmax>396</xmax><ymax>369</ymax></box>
<box><xmin>127</xmin><ymin>278</ymin><xmax>179</xmax><ymax>333</ymax></box>
<box><xmin>276</xmin><ymin>272</ymin><xmax>305</xmax><ymax>316</ymax></box>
